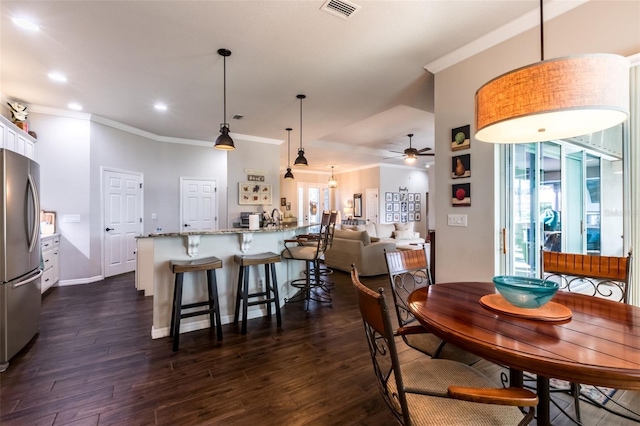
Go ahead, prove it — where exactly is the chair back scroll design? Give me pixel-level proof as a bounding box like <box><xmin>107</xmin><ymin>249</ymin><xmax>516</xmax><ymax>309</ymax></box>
<box><xmin>350</xmin><ymin>267</ymin><xmax>411</xmax><ymax>424</ymax></box>
<box><xmin>541</xmin><ymin>249</ymin><xmax>632</xmax><ymax>303</ymax></box>
<box><xmin>384</xmin><ymin>249</ymin><xmax>432</xmax><ymax>328</ymax></box>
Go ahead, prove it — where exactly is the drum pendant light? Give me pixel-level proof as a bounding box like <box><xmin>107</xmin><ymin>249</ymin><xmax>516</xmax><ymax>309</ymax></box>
<box><xmin>284</xmin><ymin>128</ymin><xmax>294</xmax><ymax>179</ymax></box>
<box><xmin>294</xmin><ymin>94</ymin><xmax>308</xmax><ymax>166</ymax></box>
<box><xmin>475</xmin><ymin>0</ymin><xmax>629</xmax><ymax>144</ymax></box>
<box><xmin>328</xmin><ymin>166</ymin><xmax>337</xmax><ymax>188</ymax></box>
<box><xmin>214</xmin><ymin>48</ymin><xmax>235</xmax><ymax>150</ymax></box>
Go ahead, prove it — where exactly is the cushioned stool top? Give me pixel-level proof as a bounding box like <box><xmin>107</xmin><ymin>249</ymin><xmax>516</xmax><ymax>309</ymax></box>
<box><xmin>234</xmin><ymin>252</ymin><xmax>281</xmax><ymax>266</ymax></box>
<box><xmin>170</xmin><ymin>256</ymin><xmax>222</xmax><ymax>273</ymax></box>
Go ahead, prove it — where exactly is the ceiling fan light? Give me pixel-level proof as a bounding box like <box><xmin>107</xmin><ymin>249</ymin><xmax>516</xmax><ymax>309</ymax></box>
<box><xmin>294</xmin><ymin>148</ymin><xmax>308</xmax><ymax>166</ymax></box>
<box><xmin>214</xmin><ymin>125</ymin><xmax>235</xmax><ymax>150</ymax></box>
<box><xmin>475</xmin><ymin>55</ymin><xmax>629</xmax><ymax>144</ymax></box>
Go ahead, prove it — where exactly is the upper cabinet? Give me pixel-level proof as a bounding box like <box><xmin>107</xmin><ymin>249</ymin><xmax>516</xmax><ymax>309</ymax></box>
<box><xmin>0</xmin><ymin>115</ymin><xmax>36</xmax><ymax>160</ymax></box>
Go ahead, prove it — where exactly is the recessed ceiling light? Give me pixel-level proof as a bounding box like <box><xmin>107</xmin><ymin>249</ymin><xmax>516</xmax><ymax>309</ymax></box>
<box><xmin>48</xmin><ymin>72</ymin><xmax>67</xmax><ymax>83</ymax></box>
<box><xmin>11</xmin><ymin>17</ymin><xmax>40</xmax><ymax>32</ymax></box>
<box><xmin>68</xmin><ymin>103</ymin><xmax>83</xmax><ymax>111</ymax></box>
<box><xmin>154</xmin><ymin>103</ymin><xmax>167</xmax><ymax>111</ymax></box>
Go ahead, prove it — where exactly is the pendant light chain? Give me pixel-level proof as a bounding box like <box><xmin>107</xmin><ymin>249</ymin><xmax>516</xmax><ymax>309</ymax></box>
<box><xmin>540</xmin><ymin>0</ymin><xmax>544</xmax><ymax>61</ymax></box>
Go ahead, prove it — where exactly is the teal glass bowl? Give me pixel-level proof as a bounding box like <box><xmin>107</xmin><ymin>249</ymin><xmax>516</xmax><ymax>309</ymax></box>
<box><xmin>492</xmin><ymin>276</ymin><xmax>559</xmax><ymax>309</ymax></box>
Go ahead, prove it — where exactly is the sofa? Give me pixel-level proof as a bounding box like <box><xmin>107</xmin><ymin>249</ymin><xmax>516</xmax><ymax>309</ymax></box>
<box><xmin>323</xmin><ymin>222</ymin><xmax>426</xmax><ymax>276</ymax></box>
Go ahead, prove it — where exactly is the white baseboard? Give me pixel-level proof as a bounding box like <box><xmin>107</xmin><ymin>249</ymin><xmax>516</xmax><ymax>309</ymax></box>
<box><xmin>58</xmin><ymin>275</ymin><xmax>104</xmax><ymax>286</ymax></box>
<box><xmin>150</xmin><ymin>309</ymin><xmax>273</xmax><ymax>339</ymax></box>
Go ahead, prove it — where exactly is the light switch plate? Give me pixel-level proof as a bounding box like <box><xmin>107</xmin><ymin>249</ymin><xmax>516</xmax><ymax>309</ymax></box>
<box><xmin>447</xmin><ymin>214</ymin><xmax>467</xmax><ymax>227</ymax></box>
<box><xmin>62</xmin><ymin>214</ymin><xmax>81</xmax><ymax>223</ymax></box>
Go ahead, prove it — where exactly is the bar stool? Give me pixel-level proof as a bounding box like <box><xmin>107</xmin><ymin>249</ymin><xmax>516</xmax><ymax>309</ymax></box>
<box><xmin>233</xmin><ymin>252</ymin><xmax>282</xmax><ymax>335</ymax></box>
<box><xmin>169</xmin><ymin>256</ymin><xmax>223</xmax><ymax>352</ymax></box>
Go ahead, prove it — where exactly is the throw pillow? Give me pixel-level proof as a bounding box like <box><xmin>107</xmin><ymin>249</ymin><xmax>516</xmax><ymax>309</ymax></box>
<box><xmin>365</xmin><ymin>223</ymin><xmax>377</xmax><ymax>237</ymax></box>
<box><xmin>394</xmin><ymin>230</ymin><xmax>414</xmax><ymax>240</ymax></box>
<box><xmin>334</xmin><ymin>229</ymin><xmax>371</xmax><ymax>245</ymax></box>
<box><xmin>394</xmin><ymin>222</ymin><xmax>414</xmax><ymax>232</ymax></box>
<box><xmin>376</xmin><ymin>223</ymin><xmax>395</xmax><ymax>238</ymax></box>
<box><xmin>370</xmin><ymin>236</ymin><xmax>380</xmax><ymax>243</ymax></box>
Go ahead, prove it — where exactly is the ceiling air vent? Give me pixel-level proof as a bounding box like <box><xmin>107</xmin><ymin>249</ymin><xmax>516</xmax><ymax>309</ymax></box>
<box><xmin>321</xmin><ymin>0</ymin><xmax>360</xmax><ymax>20</ymax></box>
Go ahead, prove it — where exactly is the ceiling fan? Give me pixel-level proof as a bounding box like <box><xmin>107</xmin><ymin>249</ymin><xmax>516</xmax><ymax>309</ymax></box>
<box><xmin>386</xmin><ymin>134</ymin><xmax>434</xmax><ymax>163</ymax></box>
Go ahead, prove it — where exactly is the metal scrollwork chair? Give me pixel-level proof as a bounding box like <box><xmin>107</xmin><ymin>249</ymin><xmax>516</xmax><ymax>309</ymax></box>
<box><xmin>540</xmin><ymin>248</ymin><xmax>635</xmax><ymax>424</ymax></box>
<box><xmin>384</xmin><ymin>249</ymin><xmax>480</xmax><ymax>365</ymax></box>
<box><xmin>351</xmin><ymin>266</ymin><xmax>538</xmax><ymax>426</ymax></box>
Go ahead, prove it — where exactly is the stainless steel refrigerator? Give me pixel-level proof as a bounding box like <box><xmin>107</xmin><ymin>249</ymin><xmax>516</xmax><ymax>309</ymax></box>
<box><xmin>0</xmin><ymin>149</ymin><xmax>41</xmax><ymax>372</ymax></box>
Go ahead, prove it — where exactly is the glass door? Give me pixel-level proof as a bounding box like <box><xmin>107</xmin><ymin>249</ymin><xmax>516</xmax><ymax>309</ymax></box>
<box><xmin>297</xmin><ymin>183</ymin><xmax>326</xmax><ymax>225</ymax></box>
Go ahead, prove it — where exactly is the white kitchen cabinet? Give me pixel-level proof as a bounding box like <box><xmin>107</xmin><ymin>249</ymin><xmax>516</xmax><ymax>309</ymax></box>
<box><xmin>41</xmin><ymin>234</ymin><xmax>60</xmax><ymax>294</ymax></box>
<box><xmin>0</xmin><ymin>115</ymin><xmax>36</xmax><ymax>160</ymax></box>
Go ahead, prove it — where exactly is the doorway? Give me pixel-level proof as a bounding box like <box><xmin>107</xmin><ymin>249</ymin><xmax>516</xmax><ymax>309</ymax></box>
<box><xmin>297</xmin><ymin>182</ymin><xmax>328</xmax><ymax>225</ymax></box>
<box><xmin>180</xmin><ymin>178</ymin><xmax>218</xmax><ymax>232</ymax></box>
<box><xmin>102</xmin><ymin>168</ymin><xmax>143</xmax><ymax>278</ymax></box>
<box><xmin>365</xmin><ymin>188</ymin><xmax>378</xmax><ymax>224</ymax></box>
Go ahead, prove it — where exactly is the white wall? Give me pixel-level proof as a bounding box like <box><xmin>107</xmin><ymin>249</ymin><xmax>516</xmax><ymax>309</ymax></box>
<box><xmin>433</xmin><ymin>1</ymin><xmax>640</xmax><ymax>283</ymax></box>
<box><xmin>380</xmin><ymin>164</ymin><xmax>429</xmax><ymax>237</ymax></box>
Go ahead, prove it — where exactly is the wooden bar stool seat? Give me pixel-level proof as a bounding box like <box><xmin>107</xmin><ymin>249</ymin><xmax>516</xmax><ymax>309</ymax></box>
<box><xmin>233</xmin><ymin>252</ymin><xmax>282</xmax><ymax>335</ymax></box>
<box><xmin>169</xmin><ymin>256</ymin><xmax>223</xmax><ymax>352</ymax></box>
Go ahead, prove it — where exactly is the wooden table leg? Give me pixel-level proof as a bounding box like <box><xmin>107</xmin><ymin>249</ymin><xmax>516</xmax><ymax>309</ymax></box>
<box><xmin>536</xmin><ymin>375</ymin><xmax>551</xmax><ymax>426</ymax></box>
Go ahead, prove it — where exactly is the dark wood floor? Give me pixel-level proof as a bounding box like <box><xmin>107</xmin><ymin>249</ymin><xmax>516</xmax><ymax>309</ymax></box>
<box><xmin>1</xmin><ymin>271</ymin><xmax>638</xmax><ymax>425</ymax></box>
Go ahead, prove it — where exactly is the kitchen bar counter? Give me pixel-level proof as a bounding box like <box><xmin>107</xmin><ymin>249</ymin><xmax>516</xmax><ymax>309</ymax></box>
<box><xmin>136</xmin><ymin>225</ymin><xmax>312</xmax><ymax>339</ymax></box>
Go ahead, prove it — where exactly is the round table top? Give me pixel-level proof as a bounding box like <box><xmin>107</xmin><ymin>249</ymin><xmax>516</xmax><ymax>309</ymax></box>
<box><xmin>407</xmin><ymin>282</ymin><xmax>640</xmax><ymax>390</ymax></box>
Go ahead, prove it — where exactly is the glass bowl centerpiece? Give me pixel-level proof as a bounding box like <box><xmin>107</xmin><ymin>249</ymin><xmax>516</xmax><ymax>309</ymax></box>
<box><xmin>492</xmin><ymin>276</ymin><xmax>559</xmax><ymax>309</ymax></box>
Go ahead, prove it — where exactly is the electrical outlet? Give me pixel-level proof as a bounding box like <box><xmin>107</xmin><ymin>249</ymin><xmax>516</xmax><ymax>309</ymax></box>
<box><xmin>447</xmin><ymin>214</ymin><xmax>467</xmax><ymax>227</ymax></box>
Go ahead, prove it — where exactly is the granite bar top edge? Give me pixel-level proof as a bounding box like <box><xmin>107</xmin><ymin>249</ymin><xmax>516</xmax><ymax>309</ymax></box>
<box><xmin>137</xmin><ymin>224</ymin><xmax>315</xmax><ymax>238</ymax></box>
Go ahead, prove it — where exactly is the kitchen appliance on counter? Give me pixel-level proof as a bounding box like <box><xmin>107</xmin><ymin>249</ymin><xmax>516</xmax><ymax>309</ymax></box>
<box><xmin>0</xmin><ymin>149</ymin><xmax>42</xmax><ymax>372</ymax></box>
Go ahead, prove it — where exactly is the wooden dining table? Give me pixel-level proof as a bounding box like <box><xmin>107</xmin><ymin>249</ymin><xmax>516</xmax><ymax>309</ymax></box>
<box><xmin>407</xmin><ymin>282</ymin><xmax>640</xmax><ymax>426</ymax></box>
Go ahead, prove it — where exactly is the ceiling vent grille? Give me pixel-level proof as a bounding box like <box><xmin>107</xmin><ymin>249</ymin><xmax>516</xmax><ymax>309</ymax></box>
<box><xmin>321</xmin><ymin>0</ymin><xmax>360</xmax><ymax>20</ymax></box>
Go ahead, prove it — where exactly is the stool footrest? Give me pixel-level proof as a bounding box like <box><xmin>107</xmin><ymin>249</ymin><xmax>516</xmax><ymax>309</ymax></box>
<box><xmin>247</xmin><ymin>298</ymin><xmax>276</xmax><ymax>307</ymax></box>
<box><xmin>181</xmin><ymin>301</ymin><xmax>212</xmax><ymax>310</ymax></box>
<box><xmin>181</xmin><ymin>309</ymin><xmax>216</xmax><ymax>319</ymax></box>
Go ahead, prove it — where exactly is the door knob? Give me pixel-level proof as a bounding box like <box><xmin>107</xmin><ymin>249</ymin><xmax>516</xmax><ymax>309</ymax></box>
<box><xmin>184</xmin><ymin>223</ymin><xmax>191</xmax><ymax>227</ymax></box>
<box><xmin>105</xmin><ymin>227</ymin><xmax>114</xmax><ymax>231</ymax></box>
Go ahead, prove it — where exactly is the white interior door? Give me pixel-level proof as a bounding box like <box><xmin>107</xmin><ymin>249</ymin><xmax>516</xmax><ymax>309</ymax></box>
<box><xmin>103</xmin><ymin>169</ymin><xmax>143</xmax><ymax>278</ymax></box>
<box><xmin>180</xmin><ymin>178</ymin><xmax>217</xmax><ymax>231</ymax></box>
<box><xmin>365</xmin><ymin>188</ymin><xmax>378</xmax><ymax>224</ymax></box>
<box><xmin>297</xmin><ymin>182</ymin><xmax>325</xmax><ymax>225</ymax></box>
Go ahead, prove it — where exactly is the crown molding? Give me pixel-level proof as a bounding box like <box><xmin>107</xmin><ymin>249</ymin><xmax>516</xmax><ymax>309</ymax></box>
<box><xmin>28</xmin><ymin>104</ymin><xmax>282</xmax><ymax>147</ymax></box>
<box><xmin>629</xmin><ymin>52</ymin><xmax>640</xmax><ymax>67</ymax></box>
<box><xmin>424</xmin><ymin>0</ymin><xmax>589</xmax><ymax>74</ymax></box>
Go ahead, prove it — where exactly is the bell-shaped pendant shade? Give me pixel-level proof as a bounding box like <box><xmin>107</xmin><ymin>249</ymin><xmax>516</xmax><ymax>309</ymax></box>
<box><xmin>215</xmin><ymin>125</ymin><xmax>235</xmax><ymax>150</ymax></box>
<box><xmin>214</xmin><ymin>48</ymin><xmax>235</xmax><ymax>150</ymax></box>
<box><xmin>284</xmin><ymin>167</ymin><xmax>294</xmax><ymax>179</ymax></box>
<box><xmin>294</xmin><ymin>148</ymin><xmax>308</xmax><ymax>166</ymax></box>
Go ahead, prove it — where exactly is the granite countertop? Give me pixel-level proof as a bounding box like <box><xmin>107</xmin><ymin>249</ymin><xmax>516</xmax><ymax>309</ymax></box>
<box><xmin>137</xmin><ymin>223</ymin><xmax>314</xmax><ymax>238</ymax></box>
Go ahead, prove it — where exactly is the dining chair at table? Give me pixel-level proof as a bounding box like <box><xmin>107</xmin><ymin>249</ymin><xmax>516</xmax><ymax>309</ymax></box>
<box><xmin>539</xmin><ymin>248</ymin><xmax>634</xmax><ymax>424</ymax></box>
<box><xmin>351</xmin><ymin>266</ymin><xmax>538</xmax><ymax>426</ymax></box>
<box><xmin>384</xmin><ymin>249</ymin><xmax>480</xmax><ymax>366</ymax></box>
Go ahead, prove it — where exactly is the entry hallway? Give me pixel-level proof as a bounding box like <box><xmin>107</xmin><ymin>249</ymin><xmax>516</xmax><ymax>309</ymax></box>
<box><xmin>1</xmin><ymin>271</ymin><xmax>638</xmax><ymax>425</ymax></box>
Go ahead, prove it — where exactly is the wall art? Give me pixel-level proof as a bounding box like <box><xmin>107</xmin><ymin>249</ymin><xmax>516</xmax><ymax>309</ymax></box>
<box><xmin>239</xmin><ymin>182</ymin><xmax>272</xmax><ymax>205</ymax></box>
<box><xmin>451</xmin><ymin>124</ymin><xmax>470</xmax><ymax>151</ymax></box>
<box><xmin>452</xmin><ymin>153</ymin><xmax>471</xmax><ymax>178</ymax></box>
<box><xmin>452</xmin><ymin>183</ymin><xmax>471</xmax><ymax>207</ymax></box>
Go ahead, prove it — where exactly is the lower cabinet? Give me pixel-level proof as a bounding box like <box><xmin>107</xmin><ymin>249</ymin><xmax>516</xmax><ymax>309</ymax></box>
<box><xmin>41</xmin><ymin>234</ymin><xmax>60</xmax><ymax>294</ymax></box>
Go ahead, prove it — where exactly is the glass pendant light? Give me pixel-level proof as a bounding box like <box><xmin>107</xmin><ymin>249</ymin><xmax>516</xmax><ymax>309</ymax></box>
<box><xmin>294</xmin><ymin>94</ymin><xmax>308</xmax><ymax>166</ymax></box>
<box><xmin>214</xmin><ymin>48</ymin><xmax>235</xmax><ymax>150</ymax></box>
<box><xmin>475</xmin><ymin>0</ymin><xmax>629</xmax><ymax>144</ymax></box>
<box><xmin>328</xmin><ymin>166</ymin><xmax>337</xmax><ymax>188</ymax></box>
<box><xmin>284</xmin><ymin>128</ymin><xmax>294</xmax><ymax>179</ymax></box>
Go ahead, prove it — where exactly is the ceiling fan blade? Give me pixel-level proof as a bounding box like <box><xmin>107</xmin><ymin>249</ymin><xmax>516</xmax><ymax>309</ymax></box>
<box><xmin>389</xmin><ymin>150</ymin><xmax>405</xmax><ymax>154</ymax></box>
<box><xmin>416</xmin><ymin>152</ymin><xmax>435</xmax><ymax>156</ymax></box>
<box><xmin>383</xmin><ymin>154</ymin><xmax>405</xmax><ymax>160</ymax></box>
<box><xmin>416</xmin><ymin>147</ymin><xmax>432</xmax><ymax>153</ymax></box>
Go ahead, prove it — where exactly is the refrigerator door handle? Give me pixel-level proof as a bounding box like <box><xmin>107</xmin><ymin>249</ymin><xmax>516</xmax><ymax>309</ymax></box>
<box><xmin>27</xmin><ymin>173</ymin><xmax>41</xmax><ymax>253</ymax></box>
<box><xmin>11</xmin><ymin>269</ymin><xmax>43</xmax><ymax>289</ymax></box>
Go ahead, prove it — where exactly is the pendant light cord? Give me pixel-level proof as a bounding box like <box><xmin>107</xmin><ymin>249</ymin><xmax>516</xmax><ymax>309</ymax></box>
<box><xmin>223</xmin><ymin>55</ymin><xmax>227</xmax><ymax>126</ymax></box>
<box><xmin>299</xmin><ymin>97</ymin><xmax>303</xmax><ymax>150</ymax></box>
<box><xmin>540</xmin><ymin>0</ymin><xmax>544</xmax><ymax>61</ymax></box>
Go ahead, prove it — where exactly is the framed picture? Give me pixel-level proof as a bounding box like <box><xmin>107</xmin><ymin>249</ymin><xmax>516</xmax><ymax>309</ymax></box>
<box><xmin>452</xmin><ymin>154</ymin><xmax>471</xmax><ymax>178</ymax></box>
<box><xmin>415</xmin><ymin>194</ymin><xmax>421</xmax><ymax>202</ymax></box>
<box><xmin>401</xmin><ymin>213</ymin><xmax>408</xmax><ymax>223</ymax></box>
<box><xmin>240</xmin><ymin>182</ymin><xmax>272</xmax><ymax>205</ymax></box>
<box><xmin>415</xmin><ymin>202</ymin><xmax>421</xmax><ymax>211</ymax></box>
<box><xmin>415</xmin><ymin>212</ymin><xmax>421</xmax><ymax>221</ymax></box>
<box><xmin>393</xmin><ymin>203</ymin><xmax>400</xmax><ymax>212</ymax></box>
<box><xmin>409</xmin><ymin>203</ymin><xmax>415</xmax><ymax>211</ymax></box>
<box><xmin>385</xmin><ymin>192</ymin><xmax>393</xmax><ymax>202</ymax></box>
<box><xmin>385</xmin><ymin>203</ymin><xmax>393</xmax><ymax>212</ymax></box>
<box><xmin>280</xmin><ymin>197</ymin><xmax>287</xmax><ymax>206</ymax></box>
<box><xmin>385</xmin><ymin>213</ymin><xmax>393</xmax><ymax>222</ymax></box>
<box><xmin>392</xmin><ymin>193</ymin><xmax>400</xmax><ymax>202</ymax></box>
<box><xmin>452</xmin><ymin>183</ymin><xmax>471</xmax><ymax>207</ymax></box>
<box><xmin>400</xmin><ymin>192</ymin><xmax>408</xmax><ymax>202</ymax></box>
<box><xmin>408</xmin><ymin>193</ymin><xmax>415</xmax><ymax>202</ymax></box>
<box><xmin>451</xmin><ymin>124</ymin><xmax>470</xmax><ymax>151</ymax></box>
<box><xmin>401</xmin><ymin>203</ymin><xmax>407</xmax><ymax>212</ymax></box>
<box><xmin>409</xmin><ymin>212</ymin><xmax>415</xmax><ymax>221</ymax></box>
<box><xmin>393</xmin><ymin>213</ymin><xmax>400</xmax><ymax>222</ymax></box>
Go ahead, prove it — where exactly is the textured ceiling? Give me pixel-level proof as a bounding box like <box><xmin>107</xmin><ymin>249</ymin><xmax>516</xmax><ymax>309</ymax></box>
<box><xmin>1</xmin><ymin>0</ymin><xmax>545</xmax><ymax>173</ymax></box>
